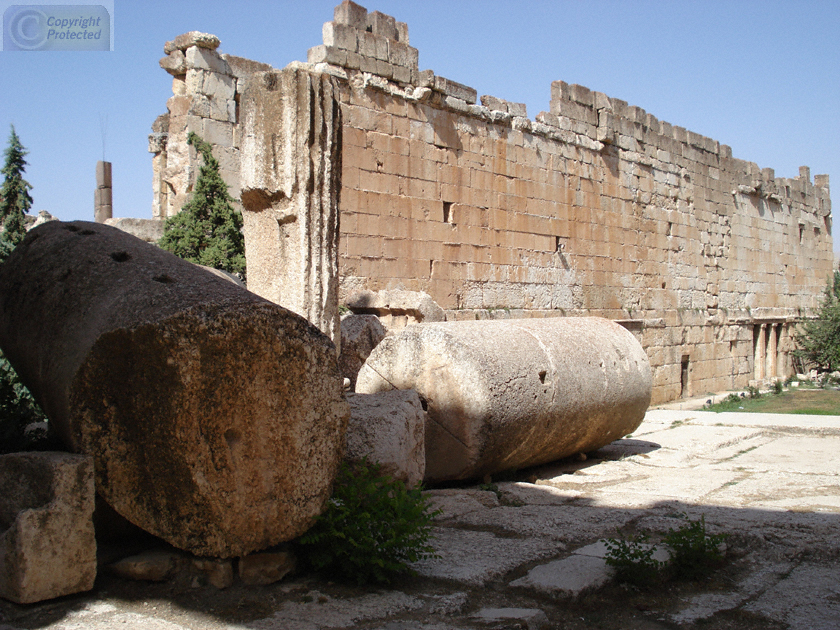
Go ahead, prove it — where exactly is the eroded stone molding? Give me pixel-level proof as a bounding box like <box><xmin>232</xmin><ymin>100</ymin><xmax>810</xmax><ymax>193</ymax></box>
<box><xmin>240</xmin><ymin>67</ymin><xmax>343</xmax><ymax>348</ymax></box>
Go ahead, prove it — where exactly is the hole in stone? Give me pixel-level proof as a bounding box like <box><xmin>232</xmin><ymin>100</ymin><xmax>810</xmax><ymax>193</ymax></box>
<box><xmin>419</xmin><ymin>395</ymin><xmax>429</xmax><ymax>411</ymax></box>
<box><xmin>65</xmin><ymin>225</ymin><xmax>80</xmax><ymax>232</ymax></box>
<box><xmin>661</xmin><ymin>281</ymin><xmax>666</xmax><ymax>289</ymax></box>
<box><xmin>443</xmin><ymin>201</ymin><xmax>454</xmax><ymax>224</ymax></box>
<box><xmin>538</xmin><ymin>370</ymin><xmax>547</xmax><ymax>383</ymax></box>
<box><xmin>80</xmin><ymin>229</ymin><xmax>96</xmax><ymax>235</ymax></box>
<box><xmin>224</xmin><ymin>429</ymin><xmax>241</xmax><ymax>449</ymax></box>
<box><xmin>152</xmin><ymin>274</ymin><xmax>176</xmax><ymax>284</ymax></box>
<box><xmin>110</xmin><ymin>251</ymin><xmax>130</xmax><ymax>263</ymax></box>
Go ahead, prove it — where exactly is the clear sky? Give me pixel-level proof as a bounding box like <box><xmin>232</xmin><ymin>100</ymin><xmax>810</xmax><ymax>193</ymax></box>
<box><xmin>1</xmin><ymin>1</ymin><xmax>838</xmax><ymax>249</ymax></box>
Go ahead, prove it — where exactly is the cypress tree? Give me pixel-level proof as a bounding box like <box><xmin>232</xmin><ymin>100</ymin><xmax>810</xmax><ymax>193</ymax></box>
<box><xmin>0</xmin><ymin>125</ymin><xmax>33</xmax><ymax>262</ymax></box>
<box><xmin>158</xmin><ymin>132</ymin><xmax>246</xmax><ymax>279</ymax></box>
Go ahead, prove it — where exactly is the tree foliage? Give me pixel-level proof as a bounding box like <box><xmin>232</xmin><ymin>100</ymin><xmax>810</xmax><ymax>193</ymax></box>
<box><xmin>794</xmin><ymin>271</ymin><xmax>840</xmax><ymax>372</ymax></box>
<box><xmin>0</xmin><ymin>125</ymin><xmax>33</xmax><ymax>262</ymax></box>
<box><xmin>158</xmin><ymin>132</ymin><xmax>246</xmax><ymax>278</ymax></box>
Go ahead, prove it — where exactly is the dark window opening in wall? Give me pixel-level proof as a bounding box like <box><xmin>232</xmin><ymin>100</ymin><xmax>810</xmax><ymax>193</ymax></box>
<box><xmin>680</xmin><ymin>355</ymin><xmax>690</xmax><ymax>398</ymax></box>
<box><xmin>667</xmin><ymin>222</ymin><xmax>673</xmax><ymax>236</ymax></box>
<box><xmin>814</xmin><ymin>226</ymin><xmax>821</xmax><ymax>237</ymax></box>
<box><xmin>799</xmin><ymin>224</ymin><xmax>805</xmax><ymax>243</ymax></box>
<box><xmin>443</xmin><ymin>201</ymin><xmax>454</xmax><ymax>224</ymax></box>
<box><xmin>825</xmin><ymin>215</ymin><xmax>832</xmax><ymax>236</ymax></box>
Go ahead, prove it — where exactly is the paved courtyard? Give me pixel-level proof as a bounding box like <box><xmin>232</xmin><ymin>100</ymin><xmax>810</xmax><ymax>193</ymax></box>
<box><xmin>2</xmin><ymin>406</ymin><xmax>839</xmax><ymax>629</ymax></box>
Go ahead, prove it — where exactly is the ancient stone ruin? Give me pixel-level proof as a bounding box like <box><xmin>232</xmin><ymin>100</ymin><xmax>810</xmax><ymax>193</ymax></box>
<box><xmin>0</xmin><ymin>221</ymin><xmax>349</xmax><ymax>559</ymax></box>
<box><xmin>148</xmin><ymin>1</ymin><xmax>833</xmax><ymax>405</ymax></box>
<box><xmin>356</xmin><ymin>317</ymin><xmax>651</xmax><ymax>482</ymax></box>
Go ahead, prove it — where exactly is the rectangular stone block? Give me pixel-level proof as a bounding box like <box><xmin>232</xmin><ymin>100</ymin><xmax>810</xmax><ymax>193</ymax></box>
<box><xmin>0</xmin><ymin>452</ymin><xmax>96</xmax><ymax>604</ymax></box>
<box><xmin>185</xmin><ymin>46</ymin><xmax>231</xmax><ymax>75</ymax></box>
<box><xmin>334</xmin><ymin>0</ymin><xmax>367</xmax><ymax>28</ymax></box>
<box><xmin>367</xmin><ymin>10</ymin><xmax>397</xmax><ymax>40</ymax></box>
<box><xmin>322</xmin><ymin>22</ymin><xmax>358</xmax><ymax>52</ymax></box>
<box><xmin>433</xmin><ymin>76</ymin><xmax>477</xmax><ymax>104</ymax></box>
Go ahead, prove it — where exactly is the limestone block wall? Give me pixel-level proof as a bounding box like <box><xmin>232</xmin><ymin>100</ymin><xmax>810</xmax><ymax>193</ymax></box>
<box><xmin>148</xmin><ymin>2</ymin><xmax>833</xmax><ymax>404</ymax></box>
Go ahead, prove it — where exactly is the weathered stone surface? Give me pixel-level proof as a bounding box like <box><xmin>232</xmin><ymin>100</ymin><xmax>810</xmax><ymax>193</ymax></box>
<box><xmin>159</xmin><ymin>50</ymin><xmax>187</xmax><ymax>76</ymax></box>
<box><xmin>240</xmin><ymin>67</ymin><xmax>342</xmax><ymax>349</ymax></box>
<box><xmin>0</xmin><ymin>452</ymin><xmax>96</xmax><ymax>604</ymax></box>
<box><xmin>163</xmin><ymin>31</ymin><xmax>220</xmax><ymax>54</ymax></box>
<box><xmin>345</xmin><ymin>289</ymin><xmax>445</xmax><ymax>332</ymax></box>
<box><xmin>238</xmin><ymin>550</ymin><xmax>296</xmax><ymax>586</ymax></box>
<box><xmin>0</xmin><ymin>221</ymin><xmax>349</xmax><ymax>558</ymax></box>
<box><xmin>338</xmin><ymin>314</ymin><xmax>386</xmax><ymax>388</ymax></box>
<box><xmin>104</xmin><ymin>217</ymin><xmax>164</xmax><ymax>243</ymax></box>
<box><xmin>345</xmin><ymin>390</ymin><xmax>425</xmax><ymax>486</ymax></box>
<box><xmin>190</xmin><ymin>557</ymin><xmax>234</xmax><ymax>589</ymax></box>
<box><xmin>108</xmin><ymin>550</ymin><xmax>179</xmax><ymax>582</ymax></box>
<box><xmin>356</xmin><ymin>317</ymin><xmax>651</xmax><ymax>482</ymax></box>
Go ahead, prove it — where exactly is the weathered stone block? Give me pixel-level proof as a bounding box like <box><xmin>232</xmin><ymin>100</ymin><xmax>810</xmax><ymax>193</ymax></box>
<box><xmin>339</xmin><ymin>314</ymin><xmax>387</xmax><ymax>388</ymax></box>
<box><xmin>367</xmin><ymin>10</ymin><xmax>397</xmax><ymax>40</ymax></box>
<box><xmin>322</xmin><ymin>21</ymin><xmax>358</xmax><ymax>52</ymax></box>
<box><xmin>186</xmin><ymin>45</ymin><xmax>231</xmax><ymax>75</ymax></box>
<box><xmin>356</xmin><ymin>318</ymin><xmax>651</xmax><ymax>482</ymax></box>
<box><xmin>0</xmin><ymin>221</ymin><xmax>350</xmax><ymax>558</ymax></box>
<box><xmin>159</xmin><ymin>50</ymin><xmax>186</xmax><ymax>76</ymax></box>
<box><xmin>0</xmin><ymin>452</ymin><xmax>96</xmax><ymax>604</ymax></box>
<box><xmin>239</xmin><ymin>551</ymin><xmax>296</xmax><ymax>586</ymax></box>
<box><xmin>334</xmin><ymin>0</ymin><xmax>367</xmax><ymax>29</ymax></box>
<box><xmin>345</xmin><ymin>390</ymin><xmax>426</xmax><ymax>487</ymax></box>
<box><xmin>164</xmin><ymin>31</ymin><xmax>220</xmax><ymax>54</ymax></box>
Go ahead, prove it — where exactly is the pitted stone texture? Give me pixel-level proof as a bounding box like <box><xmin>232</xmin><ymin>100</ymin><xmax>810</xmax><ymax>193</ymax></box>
<box><xmin>345</xmin><ymin>390</ymin><xmax>425</xmax><ymax>486</ymax></box>
<box><xmin>356</xmin><ymin>317</ymin><xmax>651</xmax><ymax>482</ymax></box>
<box><xmin>338</xmin><ymin>314</ymin><xmax>386</xmax><ymax>389</ymax></box>
<box><xmin>0</xmin><ymin>452</ymin><xmax>96</xmax><ymax>604</ymax></box>
<box><xmin>0</xmin><ymin>221</ymin><xmax>349</xmax><ymax>558</ymax></box>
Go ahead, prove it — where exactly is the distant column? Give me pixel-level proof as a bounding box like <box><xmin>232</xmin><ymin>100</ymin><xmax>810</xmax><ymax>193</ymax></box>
<box><xmin>94</xmin><ymin>161</ymin><xmax>112</xmax><ymax>223</ymax></box>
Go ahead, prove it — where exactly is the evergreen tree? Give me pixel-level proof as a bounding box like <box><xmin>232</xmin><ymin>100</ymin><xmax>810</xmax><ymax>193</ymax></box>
<box><xmin>0</xmin><ymin>125</ymin><xmax>33</xmax><ymax>262</ymax></box>
<box><xmin>794</xmin><ymin>271</ymin><xmax>840</xmax><ymax>372</ymax></box>
<box><xmin>159</xmin><ymin>132</ymin><xmax>246</xmax><ymax>278</ymax></box>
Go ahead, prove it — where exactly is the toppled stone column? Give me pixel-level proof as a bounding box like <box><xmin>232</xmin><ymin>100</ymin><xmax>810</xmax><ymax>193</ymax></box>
<box><xmin>0</xmin><ymin>452</ymin><xmax>96</xmax><ymax>604</ymax></box>
<box><xmin>0</xmin><ymin>221</ymin><xmax>349</xmax><ymax>558</ymax></box>
<box><xmin>356</xmin><ymin>317</ymin><xmax>651</xmax><ymax>483</ymax></box>
<box><xmin>240</xmin><ymin>67</ymin><xmax>342</xmax><ymax>349</ymax></box>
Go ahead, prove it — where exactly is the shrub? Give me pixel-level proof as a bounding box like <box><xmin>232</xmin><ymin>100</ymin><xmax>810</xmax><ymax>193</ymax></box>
<box><xmin>604</xmin><ymin>533</ymin><xmax>665</xmax><ymax>587</ymax></box>
<box><xmin>296</xmin><ymin>458</ymin><xmax>439</xmax><ymax>585</ymax></box>
<box><xmin>663</xmin><ymin>514</ymin><xmax>727</xmax><ymax>581</ymax></box>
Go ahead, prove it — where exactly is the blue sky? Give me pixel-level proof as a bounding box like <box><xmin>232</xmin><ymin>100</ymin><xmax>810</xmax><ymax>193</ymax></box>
<box><xmin>1</xmin><ymin>1</ymin><xmax>838</xmax><ymax>250</ymax></box>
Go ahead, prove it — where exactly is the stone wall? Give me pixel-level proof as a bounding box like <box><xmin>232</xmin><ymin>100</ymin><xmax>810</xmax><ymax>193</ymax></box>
<box><xmin>148</xmin><ymin>1</ymin><xmax>833</xmax><ymax>404</ymax></box>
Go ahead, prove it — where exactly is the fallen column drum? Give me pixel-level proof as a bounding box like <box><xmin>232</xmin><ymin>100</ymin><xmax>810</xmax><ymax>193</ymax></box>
<box><xmin>356</xmin><ymin>317</ymin><xmax>651</xmax><ymax>483</ymax></box>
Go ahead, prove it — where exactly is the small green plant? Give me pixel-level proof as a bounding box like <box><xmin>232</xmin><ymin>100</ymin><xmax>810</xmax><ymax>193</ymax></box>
<box><xmin>296</xmin><ymin>458</ymin><xmax>439</xmax><ymax>585</ymax></box>
<box><xmin>746</xmin><ymin>385</ymin><xmax>761</xmax><ymax>399</ymax></box>
<box><xmin>604</xmin><ymin>533</ymin><xmax>665</xmax><ymax>587</ymax></box>
<box><xmin>663</xmin><ymin>514</ymin><xmax>727</xmax><ymax>581</ymax></box>
<box><xmin>772</xmin><ymin>380</ymin><xmax>784</xmax><ymax>395</ymax></box>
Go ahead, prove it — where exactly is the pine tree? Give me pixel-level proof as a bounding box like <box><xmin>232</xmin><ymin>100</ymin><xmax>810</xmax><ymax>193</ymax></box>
<box><xmin>794</xmin><ymin>271</ymin><xmax>840</xmax><ymax>372</ymax></box>
<box><xmin>0</xmin><ymin>125</ymin><xmax>33</xmax><ymax>262</ymax></box>
<box><xmin>158</xmin><ymin>132</ymin><xmax>246</xmax><ymax>279</ymax></box>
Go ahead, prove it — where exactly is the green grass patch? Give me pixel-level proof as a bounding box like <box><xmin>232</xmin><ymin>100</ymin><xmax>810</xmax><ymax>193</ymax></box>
<box><xmin>705</xmin><ymin>388</ymin><xmax>840</xmax><ymax>415</ymax></box>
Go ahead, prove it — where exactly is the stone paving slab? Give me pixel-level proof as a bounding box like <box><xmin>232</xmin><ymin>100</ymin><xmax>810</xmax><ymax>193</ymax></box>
<box><xmin>3</xmin><ymin>407</ymin><xmax>840</xmax><ymax>630</ymax></box>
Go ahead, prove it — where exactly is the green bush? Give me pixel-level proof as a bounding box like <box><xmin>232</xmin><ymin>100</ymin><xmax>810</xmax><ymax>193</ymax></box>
<box><xmin>604</xmin><ymin>533</ymin><xmax>664</xmax><ymax>587</ymax></box>
<box><xmin>296</xmin><ymin>458</ymin><xmax>439</xmax><ymax>585</ymax></box>
<box><xmin>663</xmin><ymin>514</ymin><xmax>727</xmax><ymax>580</ymax></box>
<box><xmin>0</xmin><ymin>351</ymin><xmax>53</xmax><ymax>454</ymax></box>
